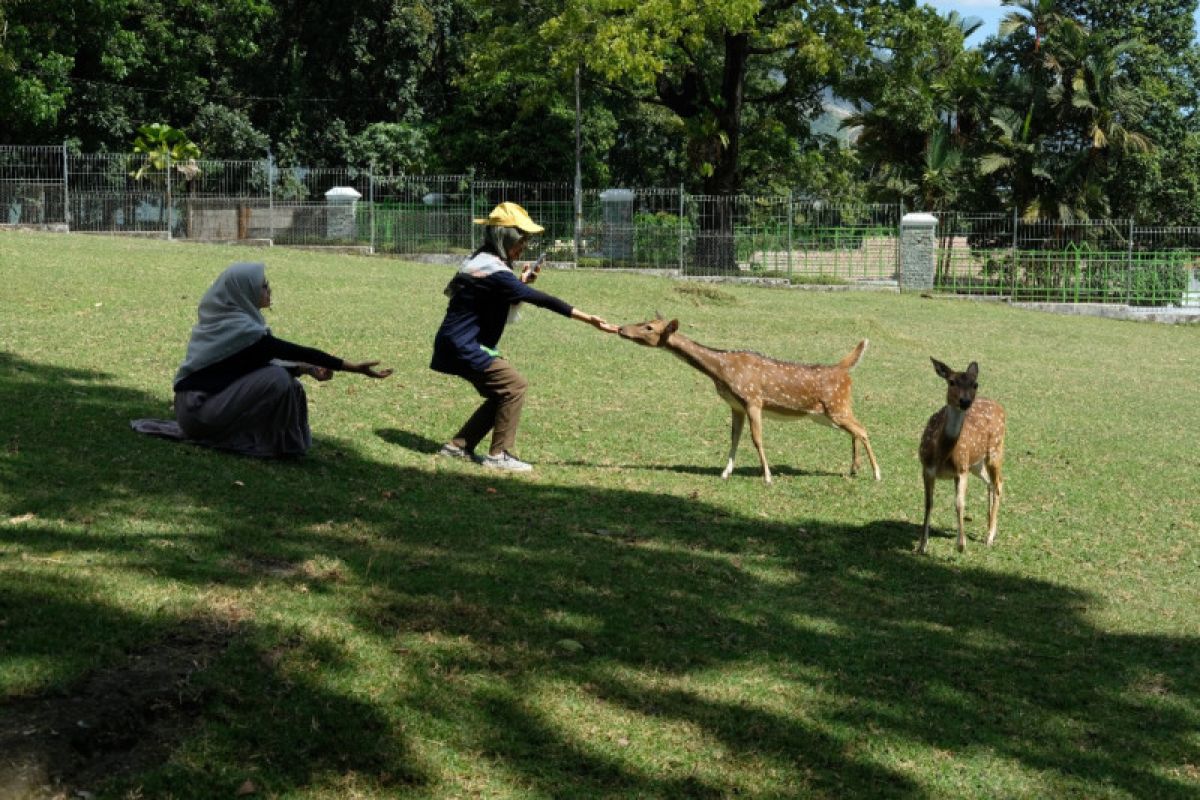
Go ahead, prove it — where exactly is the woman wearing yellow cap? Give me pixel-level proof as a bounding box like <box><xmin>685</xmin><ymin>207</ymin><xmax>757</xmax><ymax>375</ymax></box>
<box><xmin>431</xmin><ymin>202</ymin><xmax>617</xmax><ymax>472</ymax></box>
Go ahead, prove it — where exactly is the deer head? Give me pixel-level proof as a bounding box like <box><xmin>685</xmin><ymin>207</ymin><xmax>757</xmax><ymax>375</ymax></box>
<box><xmin>931</xmin><ymin>358</ymin><xmax>979</xmax><ymax>411</ymax></box>
<box><xmin>618</xmin><ymin>317</ymin><xmax>679</xmax><ymax>348</ymax></box>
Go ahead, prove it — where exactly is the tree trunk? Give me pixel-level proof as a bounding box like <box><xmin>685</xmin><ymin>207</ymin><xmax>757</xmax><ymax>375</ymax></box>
<box><xmin>659</xmin><ymin>32</ymin><xmax>749</xmax><ymax>274</ymax></box>
<box><xmin>694</xmin><ymin>33</ymin><xmax>748</xmax><ymax>274</ymax></box>
<box><xmin>693</xmin><ymin>195</ymin><xmax>737</xmax><ymax>274</ymax></box>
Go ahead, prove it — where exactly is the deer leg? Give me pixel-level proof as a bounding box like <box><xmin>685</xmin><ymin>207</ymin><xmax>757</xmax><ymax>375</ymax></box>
<box><xmin>985</xmin><ymin>460</ymin><xmax>1002</xmax><ymax>546</ymax></box>
<box><xmin>829</xmin><ymin>413</ymin><xmax>882</xmax><ymax>481</ymax></box>
<box><xmin>746</xmin><ymin>404</ymin><xmax>771</xmax><ymax>484</ymax></box>
<box><xmin>919</xmin><ymin>470</ymin><xmax>935</xmax><ymax>554</ymax></box>
<box><xmin>954</xmin><ymin>473</ymin><xmax>969</xmax><ymax>553</ymax></box>
<box><xmin>721</xmin><ymin>409</ymin><xmax>745</xmax><ymax>480</ymax></box>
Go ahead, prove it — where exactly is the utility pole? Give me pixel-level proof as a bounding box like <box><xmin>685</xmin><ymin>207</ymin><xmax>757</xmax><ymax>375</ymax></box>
<box><xmin>574</xmin><ymin>64</ymin><xmax>583</xmax><ymax>265</ymax></box>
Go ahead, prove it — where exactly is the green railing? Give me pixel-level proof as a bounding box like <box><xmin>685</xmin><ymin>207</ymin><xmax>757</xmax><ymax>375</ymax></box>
<box><xmin>936</xmin><ymin>243</ymin><xmax>1196</xmax><ymax>307</ymax></box>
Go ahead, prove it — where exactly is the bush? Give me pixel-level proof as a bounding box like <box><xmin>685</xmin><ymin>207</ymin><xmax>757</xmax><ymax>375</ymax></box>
<box><xmin>635</xmin><ymin>211</ymin><xmax>692</xmax><ymax>268</ymax></box>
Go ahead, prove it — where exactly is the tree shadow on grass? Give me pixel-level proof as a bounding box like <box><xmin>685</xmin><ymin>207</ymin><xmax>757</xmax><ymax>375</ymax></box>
<box><xmin>0</xmin><ymin>577</ymin><xmax>424</xmax><ymax>798</ymax></box>
<box><xmin>2</xmin><ymin>351</ymin><xmax>1198</xmax><ymax>798</ymax></box>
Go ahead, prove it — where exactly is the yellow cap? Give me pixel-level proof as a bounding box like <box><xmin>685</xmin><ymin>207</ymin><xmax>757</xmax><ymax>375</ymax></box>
<box><xmin>473</xmin><ymin>201</ymin><xmax>544</xmax><ymax>234</ymax></box>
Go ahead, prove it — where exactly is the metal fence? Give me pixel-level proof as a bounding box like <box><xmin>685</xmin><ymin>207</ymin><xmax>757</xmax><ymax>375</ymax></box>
<box><xmin>0</xmin><ymin>146</ymin><xmax>67</xmax><ymax>227</ymax></box>
<box><xmin>933</xmin><ymin>212</ymin><xmax>1200</xmax><ymax>307</ymax></box>
<box><xmin>3</xmin><ymin>145</ymin><xmax>1199</xmax><ymax>307</ymax></box>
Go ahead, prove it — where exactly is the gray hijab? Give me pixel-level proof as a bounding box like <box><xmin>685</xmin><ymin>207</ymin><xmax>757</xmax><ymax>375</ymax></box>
<box><xmin>444</xmin><ymin>225</ymin><xmax>528</xmax><ymax>322</ymax></box>
<box><xmin>473</xmin><ymin>225</ymin><xmax>526</xmax><ymax>269</ymax></box>
<box><xmin>174</xmin><ymin>261</ymin><xmax>270</xmax><ymax>386</ymax></box>
<box><xmin>445</xmin><ymin>225</ymin><xmax>525</xmax><ymax>294</ymax></box>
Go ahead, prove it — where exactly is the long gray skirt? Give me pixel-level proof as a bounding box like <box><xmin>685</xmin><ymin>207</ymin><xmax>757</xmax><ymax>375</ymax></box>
<box><xmin>174</xmin><ymin>365</ymin><xmax>312</xmax><ymax>457</ymax></box>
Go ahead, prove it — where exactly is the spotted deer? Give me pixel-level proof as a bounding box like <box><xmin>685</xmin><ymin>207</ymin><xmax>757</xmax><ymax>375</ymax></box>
<box><xmin>918</xmin><ymin>358</ymin><xmax>1006</xmax><ymax>554</ymax></box>
<box><xmin>617</xmin><ymin>316</ymin><xmax>881</xmax><ymax>484</ymax></box>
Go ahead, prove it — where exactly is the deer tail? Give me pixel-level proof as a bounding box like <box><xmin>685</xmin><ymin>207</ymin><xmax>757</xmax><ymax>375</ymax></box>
<box><xmin>838</xmin><ymin>339</ymin><xmax>869</xmax><ymax>370</ymax></box>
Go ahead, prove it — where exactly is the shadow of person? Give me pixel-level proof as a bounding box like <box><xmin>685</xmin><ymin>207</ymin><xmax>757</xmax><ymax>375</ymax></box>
<box><xmin>375</xmin><ymin>427</ymin><xmax>444</xmax><ymax>455</ymax></box>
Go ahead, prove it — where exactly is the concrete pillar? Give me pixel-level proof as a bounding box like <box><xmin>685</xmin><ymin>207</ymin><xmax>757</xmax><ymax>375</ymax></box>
<box><xmin>1184</xmin><ymin>268</ymin><xmax>1200</xmax><ymax>308</ymax></box>
<box><xmin>325</xmin><ymin>186</ymin><xmax>361</xmax><ymax>241</ymax></box>
<box><xmin>599</xmin><ymin>188</ymin><xmax>635</xmax><ymax>261</ymax></box>
<box><xmin>900</xmin><ymin>212</ymin><xmax>938</xmax><ymax>292</ymax></box>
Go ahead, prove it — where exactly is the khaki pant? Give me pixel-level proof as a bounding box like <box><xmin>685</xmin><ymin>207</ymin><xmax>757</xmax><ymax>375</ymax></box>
<box><xmin>450</xmin><ymin>359</ymin><xmax>528</xmax><ymax>456</ymax></box>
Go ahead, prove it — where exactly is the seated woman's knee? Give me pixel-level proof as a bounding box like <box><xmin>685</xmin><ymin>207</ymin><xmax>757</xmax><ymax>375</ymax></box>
<box><xmin>260</xmin><ymin>364</ymin><xmax>302</xmax><ymax>395</ymax></box>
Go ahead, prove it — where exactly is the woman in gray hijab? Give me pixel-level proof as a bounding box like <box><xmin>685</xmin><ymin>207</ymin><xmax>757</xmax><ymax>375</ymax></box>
<box><xmin>167</xmin><ymin>261</ymin><xmax>391</xmax><ymax>457</ymax></box>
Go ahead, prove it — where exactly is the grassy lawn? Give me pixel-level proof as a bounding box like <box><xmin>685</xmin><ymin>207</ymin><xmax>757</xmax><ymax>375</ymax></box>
<box><xmin>1</xmin><ymin>230</ymin><xmax>1198</xmax><ymax>799</ymax></box>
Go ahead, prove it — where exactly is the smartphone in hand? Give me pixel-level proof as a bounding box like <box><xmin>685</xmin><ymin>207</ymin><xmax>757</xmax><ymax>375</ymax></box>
<box><xmin>523</xmin><ymin>252</ymin><xmax>547</xmax><ymax>282</ymax></box>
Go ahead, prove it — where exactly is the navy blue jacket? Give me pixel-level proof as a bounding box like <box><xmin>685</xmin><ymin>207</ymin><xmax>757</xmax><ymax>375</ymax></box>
<box><xmin>431</xmin><ymin>268</ymin><xmax>573</xmax><ymax>376</ymax></box>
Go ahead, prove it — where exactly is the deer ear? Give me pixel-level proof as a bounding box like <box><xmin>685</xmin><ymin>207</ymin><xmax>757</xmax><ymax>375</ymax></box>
<box><xmin>665</xmin><ymin>319</ymin><xmax>679</xmax><ymax>335</ymax></box>
<box><xmin>931</xmin><ymin>358</ymin><xmax>952</xmax><ymax>380</ymax></box>
<box><xmin>966</xmin><ymin>361</ymin><xmax>979</xmax><ymax>378</ymax></box>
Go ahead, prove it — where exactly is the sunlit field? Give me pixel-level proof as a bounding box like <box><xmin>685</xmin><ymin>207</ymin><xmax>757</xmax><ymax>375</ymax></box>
<box><xmin>2</xmin><ymin>230</ymin><xmax>1197</xmax><ymax>799</ymax></box>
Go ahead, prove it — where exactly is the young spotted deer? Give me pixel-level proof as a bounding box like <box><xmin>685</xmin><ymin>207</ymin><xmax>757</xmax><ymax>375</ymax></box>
<box><xmin>918</xmin><ymin>359</ymin><xmax>1006</xmax><ymax>554</ymax></box>
<box><xmin>617</xmin><ymin>317</ymin><xmax>881</xmax><ymax>484</ymax></box>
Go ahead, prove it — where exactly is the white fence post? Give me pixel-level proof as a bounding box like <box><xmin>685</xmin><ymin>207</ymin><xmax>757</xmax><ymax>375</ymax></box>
<box><xmin>266</xmin><ymin>152</ymin><xmax>275</xmax><ymax>243</ymax></box>
<box><xmin>786</xmin><ymin>190</ymin><xmax>793</xmax><ymax>278</ymax></box>
<box><xmin>900</xmin><ymin>213</ymin><xmax>938</xmax><ymax>292</ymax></box>
<box><xmin>678</xmin><ymin>183</ymin><xmax>685</xmax><ymax>273</ymax></box>
<box><xmin>165</xmin><ymin>151</ymin><xmax>173</xmax><ymax>240</ymax></box>
<box><xmin>62</xmin><ymin>142</ymin><xmax>71</xmax><ymax>232</ymax></box>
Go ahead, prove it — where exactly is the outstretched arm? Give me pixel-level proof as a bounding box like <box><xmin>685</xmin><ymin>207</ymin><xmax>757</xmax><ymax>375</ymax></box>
<box><xmin>340</xmin><ymin>359</ymin><xmax>393</xmax><ymax>379</ymax></box>
<box><xmin>571</xmin><ymin>308</ymin><xmax>618</xmax><ymax>334</ymax></box>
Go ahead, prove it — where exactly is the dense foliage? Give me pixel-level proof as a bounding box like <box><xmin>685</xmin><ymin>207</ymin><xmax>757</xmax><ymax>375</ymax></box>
<box><xmin>2</xmin><ymin>0</ymin><xmax>1198</xmax><ymax>223</ymax></box>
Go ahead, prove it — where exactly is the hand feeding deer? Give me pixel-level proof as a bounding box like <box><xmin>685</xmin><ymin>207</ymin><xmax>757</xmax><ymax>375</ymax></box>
<box><xmin>918</xmin><ymin>359</ymin><xmax>1006</xmax><ymax>554</ymax></box>
<box><xmin>617</xmin><ymin>316</ymin><xmax>881</xmax><ymax>484</ymax></box>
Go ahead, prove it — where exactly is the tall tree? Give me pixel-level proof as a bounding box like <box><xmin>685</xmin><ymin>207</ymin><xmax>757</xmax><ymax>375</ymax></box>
<box><xmin>465</xmin><ymin>0</ymin><xmax>887</xmax><ymax>269</ymax></box>
<box><xmin>1054</xmin><ymin>0</ymin><xmax>1200</xmax><ymax>224</ymax></box>
<box><xmin>839</xmin><ymin>6</ymin><xmax>985</xmax><ymax>208</ymax></box>
<box><xmin>975</xmin><ymin>0</ymin><xmax>1087</xmax><ymax>218</ymax></box>
<box><xmin>0</xmin><ymin>0</ymin><xmax>274</xmax><ymax>151</ymax></box>
<box><xmin>238</xmin><ymin>0</ymin><xmax>470</xmax><ymax>165</ymax></box>
<box><xmin>976</xmin><ymin>0</ymin><xmax>1165</xmax><ymax>221</ymax></box>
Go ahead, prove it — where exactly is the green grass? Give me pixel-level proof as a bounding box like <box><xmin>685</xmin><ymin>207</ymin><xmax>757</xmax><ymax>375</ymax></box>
<box><xmin>1</xmin><ymin>230</ymin><xmax>1198</xmax><ymax>799</ymax></box>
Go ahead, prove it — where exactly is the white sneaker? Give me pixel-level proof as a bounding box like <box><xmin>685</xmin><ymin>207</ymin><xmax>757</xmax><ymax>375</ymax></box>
<box><xmin>437</xmin><ymin>443</ymin><xmax>474</xmax><ymax>460</ymax></box>
<box><xmin>478</xmin><ymin>451</ymin><xmax>533</xmax><ymax>472</ymax></box>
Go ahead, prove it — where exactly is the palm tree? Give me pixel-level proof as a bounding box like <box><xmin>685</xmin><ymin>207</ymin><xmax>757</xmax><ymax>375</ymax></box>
<box><xmin>999</xmin><ymin>0</ymin><xmax>1072</xmax><ymax>57</ymax></box>
<box><xmin>1067</xmin><ymin>40</ymin><xmax>1151</xmax><ymax>157</ymax></box>
<box><xmin>1054</xmin><ymin>38</ymin><xmax>1151</xmax><ymax>218</ymax></box>
<box><xmin>921</xmin><ymin>126</ymin><xmax>966</xmax><ymax>211</ymax></box>
<box><xmin>978</xmin><ymin>103</ymin><xmax>1057</xmax><ymax>218</ymax></box>
<box><xmin>130</xmin><ymin>123</ymin><xmax>201</xmax><ymax>235</ymax></box>
<box><xmin>998</xmin><ymin>0</ymin><xmax>1084</xmax><ymax>154</ymax></box>
<box><xmin>843</xmin><ymin>7</ymin><xmax>988</xmax><ymax>207</ymax></box>
<box><xmin>987</xmin><ymin>2</ymin><xmax>1129</xmax><ymax>221</ymax></box>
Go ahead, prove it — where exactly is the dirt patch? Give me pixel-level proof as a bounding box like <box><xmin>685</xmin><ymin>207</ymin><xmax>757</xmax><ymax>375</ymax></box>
<box><xmin>222</xmin><ymin>554</ymin><xmax>349</xmax><ymax>585</ymax></box>
<box><xmin>0</xmin><ymin>619</ymin><xmax>237</xmax><ymax>799</ymax></box>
